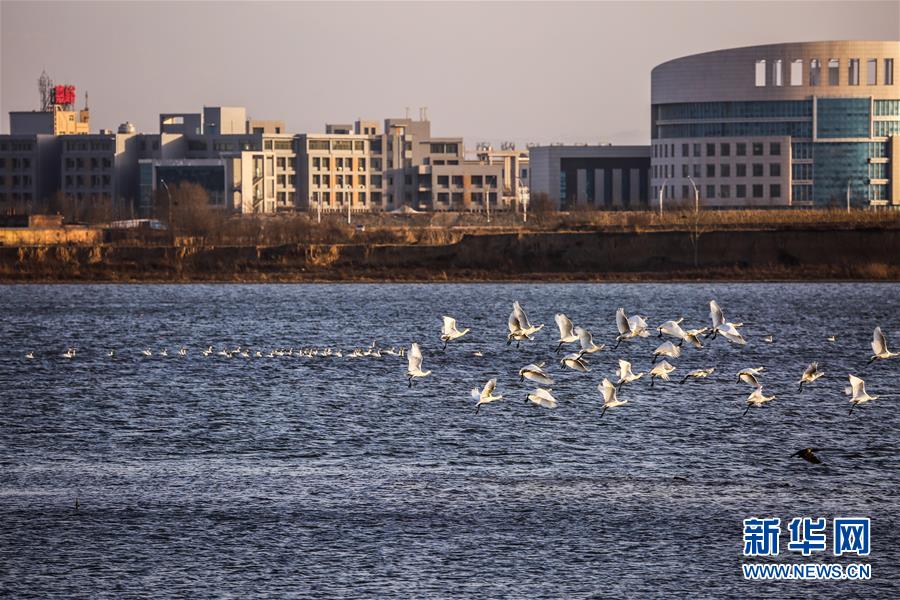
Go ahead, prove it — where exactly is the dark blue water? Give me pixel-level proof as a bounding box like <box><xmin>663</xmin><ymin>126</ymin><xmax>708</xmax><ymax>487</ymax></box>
<box><xmin>1</xmin><ymin>283</ymin><xmax>899</xmax><ymax>597</ymax></box>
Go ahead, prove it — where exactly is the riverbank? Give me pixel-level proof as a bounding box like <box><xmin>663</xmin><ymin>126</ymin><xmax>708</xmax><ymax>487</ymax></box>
<box><xmin>2</xmin><ymin>227</ymin><xmax>899</xmax><ymax>282</ymax></box>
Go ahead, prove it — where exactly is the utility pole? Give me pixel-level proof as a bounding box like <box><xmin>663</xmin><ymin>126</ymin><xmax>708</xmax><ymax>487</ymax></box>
<box><xmin>486</xmin><ymin>186</ymin><xmax>491</xmax><ymax>224</ymax></box>
<box><xmin>347</xmin><ymin>195</ymin><xmax>351</xmax><ymax>225</ymax></box>
<box><xmin>687</xmin><ymin>176</ymin><xmax>700</xmax><ymax>213</ymax></box>
<box><xmin>160</xmin><ymin>179</ymin><xmax>173</xmax><ymax>244</ymax></box>
<box><xmin>846</xmin><ymin>178</ymin><xmax>851</xmax><ymax>214</ymax></box>
<box><xmin>658</xmin><ymin>179</ymin><xmax>668</xmax><ymax>218</ymax></box>
<box><xmin>315</xmin><ymin>194</ymin><xmax>321</xmax><ymax>223</ymax></box>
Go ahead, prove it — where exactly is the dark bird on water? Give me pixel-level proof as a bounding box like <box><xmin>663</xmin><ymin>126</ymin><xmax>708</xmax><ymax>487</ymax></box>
<box><xmin>75</xmin><ymin>497</ymin><xmax>80</xmax><ymax>510</ymax></box>
<box><xmin>791</xmin><ymin>448</ymin><xmax>822</xmax><ymax>465</ymax></box>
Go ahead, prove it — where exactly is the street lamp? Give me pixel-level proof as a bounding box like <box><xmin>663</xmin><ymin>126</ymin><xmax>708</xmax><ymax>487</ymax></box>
<box><xmin>658</xmin><ymin>179</ymin><xmax>668</xmax><ymax>218</ymax></box>
<box><xmin>687</xmin><ymin>176</ymin><xmax>700</xmax><ymax>213</ymax></box>
<box><xmin>846</xmin><ymin>178</ymin><xmax>852</xmax><ymax>214</ymax></box>
<box><xmin>159</xmin><ymin>178</ymin><xmax>173</xmax><ymax>243</ymax></box>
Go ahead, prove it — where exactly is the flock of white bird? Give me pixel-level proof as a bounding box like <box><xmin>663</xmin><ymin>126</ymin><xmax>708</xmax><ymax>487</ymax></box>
<box><xmin>404</xmin><ymin>300</ymin><xmax>898</xmax><ymax>427</ymax></box>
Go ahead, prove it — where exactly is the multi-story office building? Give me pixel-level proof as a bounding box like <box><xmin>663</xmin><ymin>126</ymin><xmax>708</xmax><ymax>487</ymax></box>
<box><xmin>529</xmin><ymin>145</ymin><xmax>651</xmax><ymax>209</ymax></box>
<box><xmin>476</xmin><ymin>143</ymin><xmax>530</xmax><ymax>210</ymax></box>
<box><xmin>651</xmin><ymin>41</ymin><xmax>900</xmax><ymax>207</ymax></box>
<box><xmin>0</xmin><ymin>135</ymin><xmax>61</xmax><ymax>213</ymax></box>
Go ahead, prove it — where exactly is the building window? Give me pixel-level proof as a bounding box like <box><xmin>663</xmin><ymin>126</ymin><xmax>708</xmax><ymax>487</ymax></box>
<box><xmin>755</xmin><ymin>60</ymin><xmax>766</xmax><ymax>87</ymax></box>
<box><xmin>693</xmin><ymin>164</ymin><xmax>701</xmax><ymax>178</ymax></box>
<box><xmin>810</xmin><ymin>59</ymin><xmax>821</xmax><ymax>85</ymax></box>
<box><xmin>773</xmin><ymin>59</ymin><xmax>783</xmax><ymax>86</ymax></box>
<box><xmin>706</xmin><ymin>185</ymin><xmax>716</xmax><ymax>199</ymax></box>
<box><xmin>828</xmin><ymin>58</ymin><xmax>840</xmax><ymax>85</ymax></box>
<box><xmin>752</xmin><ymin>184</ymin><xmax>764</xmax><ymax>198</ymax></box>
<box><xmin>721</xmin><ymin>164</ymin><xmax>731</xmax><ymax>177</ymax></box>
<box><xmin>693</xmin><ymin>143</ymin><xmax>701</xmax><ymax>157</ymax></box>
<box><xmin>706</xmin><ymin>143</ymin><xmax>715</xmax><ymax>157</ymax></box>
<box><xmin>706</xmin><ymin>164</ymin><xmax>715</xmax><ymax>177</ymax></box>
<box><xmin>770</xmin><ymin>184</ymin><xmax>781</xmax><ymax>198</ymax></box>
<box><xmin>752</xmin><ymin>143</ymin><xmax>764</xmax><ymax>156</ymax></box>
<box><xmin>752</xmin><ymin>164</ymin><xmax>764</xmax><ymax>177</ymax></box>
<box><xmin>770</xmin><ymin>142</ymin><xmax>781</xmax><ymax>156</ymax></box>
<box><xmin>720</xmin><ymin>143</ymin><xmax>730</xmax><ymax>156</ymax></box>
<box><xmin>720</xmin><ymin>185</ymin><xmax>731</xmax><ymax>198</ymax></box>
<box><xmin>681</xmin><ymin>143</ymin><xmax>689</xmax><ymax>156</ymax></box>
<box><xmin>886</xmin><ymin>58</ymin><xmax>894</xmax><ymax>85</ymax></box>
<box><xmin>867</xmin><ymin>58</ymin><xmax>878</xmax><ymax>85</ymax></box>
<box><xmin>682</xmin><ymin>164</ymin><xmax>688</xmax><ymax>177</ymax></box>
<box><xmin>790</xmin><ymin>59</ymin><xmax>803</xmax><ymax>86</ymax></box>
<box><xmin>770</xmin><ymin>164</ymin><xmax>781</xmax><ymax>177</ymax></box>
<box><xmin>849</xmin><ymin>58</ymin><xmax>860</xmax><ymax>85</ymax></box>
<box><xmin>737</xmin><ymin>184</ymin><xmax>747</xmax><ymax>198</ymax></box>
<box><xmin>736</xmin><ymin>143</ymin><xmax>747</xmax><ymax>156</ymax></box>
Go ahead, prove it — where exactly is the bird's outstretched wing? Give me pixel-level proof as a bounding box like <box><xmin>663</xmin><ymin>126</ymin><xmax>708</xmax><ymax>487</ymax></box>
<box><xmin>598</xmin><ymin>378</ymin><xmax>617</xmax><ymax>403</ymax></box>
<box><xmin>848</xmin><ymin>374</ymin><xmax>866</xmax><ymax>398</ymax></box>
<box><xmin>872</xmin><ymin>326</ymin><xmax>888</xmax><ymax>356</ymax></box>
<box><xmin>442</xmin><ymin>316</ymin><xmax>458</xmax><ymax>336</ymax></box>
<box><xmin>616</xmin><ymin>308</ymin><xmax>630</xmax><ymax>335</ymax></box>
<box><xmin>483</xmin><ymin>378</ymin><xmax>497</xmax><ymax>398</ymax></box>
<box><xmin>709</xmin><ymin>300</ymin><xmax>724</xmax><ymax>329</ymax></box>
<box><xmin>408</xmin><ymin>343</ymin><xmax>424</xmax><ymax>371</ymax></box>
<box><xmin>555</xmin><ymin>313</ymin><xmax>574</xmax><ymax>339</ymax></box>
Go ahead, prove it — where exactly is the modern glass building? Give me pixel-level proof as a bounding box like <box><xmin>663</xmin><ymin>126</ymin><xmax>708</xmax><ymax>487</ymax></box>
<box><xmin>650</xmin><ymin>41</ymin><xmax>900</xmax><ymax>208</ymax></box>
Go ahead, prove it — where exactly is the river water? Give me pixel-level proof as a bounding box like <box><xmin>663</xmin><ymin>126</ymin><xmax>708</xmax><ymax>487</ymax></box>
<box><xmin>1</xmin><ymin>283</ymin><xmax>898</xmax><ymax>597</ymax></box>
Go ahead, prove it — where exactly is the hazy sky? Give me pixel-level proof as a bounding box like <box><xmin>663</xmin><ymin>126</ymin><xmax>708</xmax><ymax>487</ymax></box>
<box><xmin>1</xmin><ymin>1</ymin><xmax>898</xmax><ymax>145</ymax></box>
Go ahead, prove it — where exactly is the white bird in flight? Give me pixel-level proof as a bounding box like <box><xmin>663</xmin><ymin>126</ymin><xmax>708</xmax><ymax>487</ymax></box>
<box><xmin>743</xmin><ymin>386</ymin><xmax>776</xmax><ymax>416</ymax></box>
<box><xmin>615</xmin><ymin>359</ymin><xmax>643</xmax><ymax>388</ymax></box>
<box><xmin>507</xmin><ymin>301</ymin><xmax>543</xmax><ymax>346</ymax></box>
<box><xmin>560</xmin><ymin>351</ymin><xmax>589</xmax><ymax>372</ymax></box>
<box><xmin>554</xmin><ymin>313</ymin><xmax>579</xmax><ymax>353</ymax></box>
<box><xmin>599</xmin><ymin>378</ymin><xmax>628</xmax><ymax>418</ymax></box>
<box><xmin>657</xmin><ymin>318</ymin><xmax>687</xmax><ymax>344</ymax></box>
<box><xmin>525</xmin><ymin>387</ymin><xmax>558</xmax><ymax>409</ymax></box>
<box><xmin>406</xmin><ymin>343</ymin><xmax>432</xmax><ymax>387</ymax></box>
<box><xmin>682</xmin><ymin>327</ymin><xmax>709</xmax><ymax>349</ymax></box>
<box><xmin>649</xmin><ymin>360</ymin><xmax>676</xmax><ymax>387</ymax></box>
<box><xmin>846</xmin><ymin>374</ymin><xmax>879</xmax><ymax>415</ymax></box>
<box><xmin>575</xmin><ymin>326</ymin><xmax>605</xmax><ymax>354</ymax></box>
<box><xmin>680</xmin><ymin>367</ymin><xmax>715</xmax><ymax>384</ymax></box>
<box><xmin>441</xmin><ymin>316</ymin><xmax>470</xmax><ymax>350</ymax></box>
<box><xmin>614</xmin><ymin>308</ymin><xmax>650</xmax><ymax>348</ymax></box>
<box><xmin>798</xmin><ymin>362</ymin><xmax>824</xmax><ymax>391</ymax></box>
<box><xmin>472</xmin><ymin>378</ymin><xmax>503</xmax><ymax>414</ymax></box>
<box><xmin>868</xmin><ymin>326</ymin><xmax>899</xmax><ymax>364</ymax></box>
<box><xmin>737</xmin><ymin>367</ymin><xmax>763</xmax><ymax>388</ymax></box>
<box><xmin>652</xmin><ymin>340</ymin><xmax>681</xmax><ymax>363</ymax></box>
<box><xmin>708</xmin><ymin>300</ymin><xmax>745</xmax><ymax>344</ymax></box>
<box><xmin>519</xmin><ymin>362</ymin><xmax>554</xmax><ymax>385</ymax></box>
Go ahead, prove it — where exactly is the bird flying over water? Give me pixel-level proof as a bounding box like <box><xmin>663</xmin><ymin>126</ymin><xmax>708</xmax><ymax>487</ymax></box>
<box><xmin>649</xmin><ymin>360</ymin><xmax>676</xmax><ymax>386</ymax></box>
<box><xmin>798</xmin><ymin>362</ymin><xmax>824</xmax><ymax>391</ymax></box>
<box><xmin>519</xmin><ymin>362</ymin><xmax>554</xmax><ymax>385</ymax></box>
<box><xmin>406</xmin><ymin>343</ymin><xmax>432</xmax><ymax>387</ymax></box>
<box><xmin>440</xmin><ymin>316</ymin><xmax>470</xmax><ymax>349</ymax></box>
<box><xmin>652</xmin><ymin>340</ymin><xmax>681</xmax><ymax>363</ymax></box>
<box><xmin>614</xmin><ymin>308</ymin><xmax>650</xmax><ymax>348</ymax></box>
<box><xmin>846</xmin><ymin>374</ymin><xmax>878</xmax><ymax>415</ymax></box>
<box><xmin>554</xmin><ymin>313</ymin><xmax>579</xmax><ymax>353</ymax></box>
<box><xmin>743</xmin><ymin>386</ymin><xmax>775</xmax><ymax>416</ymax></box>
<box><xmin>657</xmin><ymin>318</ymin><xmax>687</xmax><ymax>343</ymax></box>
<box><xmin>472</xmin><ymin>378</ymin><xmax>503</xmax><ymax>414</ymax></box>
<box><xmin>737</xmin><ymin>367</ymin><xmax>763</xmax><ymax>388</ymax></box>
<box><xmin>791</xmin><ymin>448</ymin><xmax>823</xmax><ymax>465</ymax></box>
<box><xmin>679</xmin><ymin>367</ymin><xmax>714</xmax><ymax>384</ymax></box>
<box><xmin>575</xmin><ymin>326</ymin><xmax>605</xmax><ymax>354</ymax></box>
<box><xmin>615</xmin><ymin>359</ymin><xmax>643</xmax><ymax>388</ymax></box>
<box><xmin>561</xmin><ymin>351</ymin><xmax>589</xmax><ymax>372</ymax></box>
<box><xmin>507</xmin><ymin>301</ymin><xmax>543</xmax><ymax>346</ymax></box>
<box><xmin>599</xmin><ymin>378</ymin><xmax>628</xmax><ymax>418</ymax></box>
<box><xmin>869</xmin><ymin>326</ymin><xmax>899</xmax><ymax>364</ymax></box>
<box><xmin>525</xmin><ymin>387</ymin><xmax>558</xmax><ymax>409</ymax></box>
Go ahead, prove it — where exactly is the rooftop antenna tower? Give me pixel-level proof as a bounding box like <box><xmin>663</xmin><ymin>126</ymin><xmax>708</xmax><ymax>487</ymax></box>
<box><xmin>38</xmin><ymin>70</ymin><xmax>53</xmax><ymax>111</ymax></box>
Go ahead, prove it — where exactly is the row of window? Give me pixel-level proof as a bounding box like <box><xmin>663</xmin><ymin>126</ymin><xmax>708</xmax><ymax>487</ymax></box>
<box><xmin>874</xmin><ymin>121</ymin><xmax>900</xmax><ymax>137</ymax></box>
<box><xmin>655</xmin><ymin>163</ymin><xmax>782</xmax><ymax>179</ymax></box>
<box><xmin>0</xmin><ymin>157</ymin><xmax>32</xmax><ymax>170</ymax></box>
<box><xmin>433</xmin><ymin>175</ymin><xmax>499</xmax><ymax>187</ymax></box>
<box><xmin>790</xmin><ymin>141</ymin><xmax>888</xmax><ymax>160</ymax></box>
<box><xmin>311</xmin><ymin>157</ymin><xmax>369</xmax><ymax>170</ymax></box>
<box><xmin>435</xmin><ymin>192</ymin><xmax>499</xmax><ymax>205</ymax></box>
<box><xmin>64</xmin><ymin>140</ymin><xmax>114</xmax><ymax>152</ymax></box>
<box><xmin>0</xmin><ymin>175</ymin><xmax>33</xmax><ymax>187</ymax></box>
<box><xmin>64</xmin><ymin>174</ymin><xmax>111</xmax><ymax>188</ymax></box>
<box><xmin>657</xmin><ymin>101</ymin><xmax>811</xmax><ymax>121</ymax></box>
<box><xmin>654</xmin><ymin>141</ymin><xmax>782</xmax><ymax>159</ymax></box>
<box><xmin>657</xmin><ymin>122</ymin><xmax>812</xmax><ymax>139</ymax></box>
<box><xmin>754</xmin><ymin>57</ymin><xmax>894</xmax><ymax>87</ymax></box>
<box><xmin>308</xmin><ymin>140</ymin><xmax>368</xmax><ymax>152</ymax></box>
<box><xmin>654</xmin><ymin>183</ymin><xmax>782</xmax><ymax>200</ymax></box>
<box><xmin>874</xmin><ymin>100</ymin><xmax>900</xmax><ymax>116</ymax></box>
<box><xmin>0</xmin><ymin>142</ymin><xmax>34</xmax><ymax>152</ymax></box>
<box><xmin>312</xmin><ymin>174</ymin><xmax>372</xmax><ymax>187</ymax></box>
<box><xmin>65</xmin><ymin>157</ymin><xmax>112</xmax><ymax>170</ymax></box>
<box><xmin>0</xmin><ymin>192</ymin><xmax>33</xmax><ymax>202</ymax></box>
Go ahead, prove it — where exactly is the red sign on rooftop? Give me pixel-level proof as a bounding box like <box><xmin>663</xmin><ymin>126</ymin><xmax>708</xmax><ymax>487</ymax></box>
<box><xmin>52</xmin><ymin>85</ymin><xmax>76</xmax><ymax>106</ymax></box>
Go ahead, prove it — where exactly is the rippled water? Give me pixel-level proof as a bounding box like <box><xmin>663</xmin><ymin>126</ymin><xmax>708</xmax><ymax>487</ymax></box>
<box><xmin>1</xmin><ymin>283</ymin><xmax>899</xmax><ymax>597</ymax></box>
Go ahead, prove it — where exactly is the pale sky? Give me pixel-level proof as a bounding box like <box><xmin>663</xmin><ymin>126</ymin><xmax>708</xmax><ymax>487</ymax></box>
<box><xmin>1</xmin><ymin>1</ymin><xmax>898</xmax><ymax>146</ymax></box>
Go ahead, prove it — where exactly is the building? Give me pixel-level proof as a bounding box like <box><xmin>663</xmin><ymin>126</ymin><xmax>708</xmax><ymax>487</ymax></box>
<box><xmin>529</xmin><ymin>145</ymin><xmax>651</xmax><ymax>209</ymax></box>
<box><xmin>651</xmin><ymin>41</ymin><xmax>900</xmax><ymax>208</ymax></box>
<box><xmin>475</xmin><ymin>143</ymin><xmax>530</xmax><ymax>211</ymax></box>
